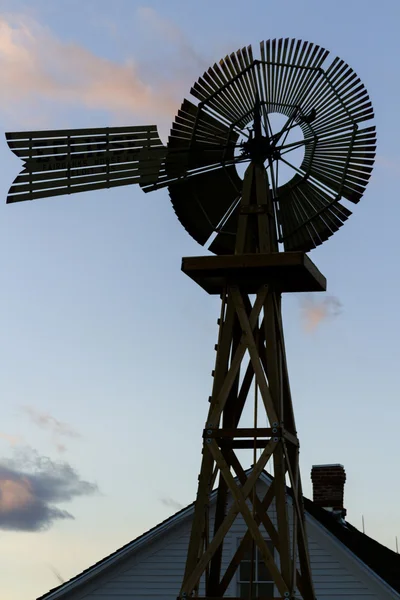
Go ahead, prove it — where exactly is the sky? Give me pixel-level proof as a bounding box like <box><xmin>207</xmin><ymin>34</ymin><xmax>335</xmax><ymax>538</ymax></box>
<box><xmin>0</xmin><ymin>1</ymin><xmax>399</xmax><ymax>598</ymax></box>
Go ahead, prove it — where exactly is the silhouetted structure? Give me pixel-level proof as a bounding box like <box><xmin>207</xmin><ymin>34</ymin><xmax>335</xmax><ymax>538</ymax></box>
<box><xmin>5</xmin><ymin>39</ymin><xmax>376</xmax><ymax>600</ymax></box>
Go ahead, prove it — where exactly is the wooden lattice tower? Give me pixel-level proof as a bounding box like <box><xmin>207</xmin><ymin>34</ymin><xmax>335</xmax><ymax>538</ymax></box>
<box><xmin>5</xmin><ymin>39</ymin><xmax>376</xmax><ymax>600</ymax></box>
<box><xmin>180</xmin><ymin>175</ymin><xmax>325</xmax><ymax>600</ymax></box>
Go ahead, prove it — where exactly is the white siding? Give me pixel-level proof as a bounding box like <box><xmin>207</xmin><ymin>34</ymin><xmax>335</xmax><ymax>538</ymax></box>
<box><xmin>67</xmin><ymin>520</ymin><xmax>191</xmax><ymax>600</ymax></box>
<box><xmin>51</xmin><ymin>478</ymin><xmax>400</xmax><ymax>600</ymax></box>
<box><xmin>308</xmin><ymin>539</ymin><xmax>375</xmax><ymax>598</ymax></box>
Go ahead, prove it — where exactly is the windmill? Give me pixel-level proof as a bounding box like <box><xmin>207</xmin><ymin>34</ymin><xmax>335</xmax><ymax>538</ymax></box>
<box><xmin>5</xmin><ymin>39</ymin><xmax>375</xmax><ymax>600</ymax></box>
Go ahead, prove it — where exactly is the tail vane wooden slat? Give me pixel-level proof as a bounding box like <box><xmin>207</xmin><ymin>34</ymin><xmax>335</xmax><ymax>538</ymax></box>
<box><xmin>6</xmin><ymin>125</ymin><xmax>165</xmax><ymax>203</ymax></box>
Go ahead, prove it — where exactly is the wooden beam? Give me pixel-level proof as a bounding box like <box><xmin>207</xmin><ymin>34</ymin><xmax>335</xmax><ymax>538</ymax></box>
<box><xmin>181</xmin><ymin>438</ymin><xmax>277</xmax><ymax>594</ymax></box>
<box><xmin>230</xmin><ymin>288</ymin><xmax>278</xmax><ymax>424</ymax></box>
<box><xmin>204</xmin><ymin>427</ymin><xmax>278</xmax><ymax>438</ymax></box>
<box><xmin>208</xmin><ymin>440</ymin><xmax>289</xmax><ymax>597</ymax></box>
<box><xmin>218</xmin><ymin>481</ymin><xmax>277</xmax><ymax>595</ymax></box>
<box><xmin>208</xmin><ymin>287</ymin><xmax>267</xmax><ymax>425</ymax></box>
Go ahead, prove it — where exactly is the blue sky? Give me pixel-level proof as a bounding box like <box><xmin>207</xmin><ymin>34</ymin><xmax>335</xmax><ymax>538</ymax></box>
<box><xmin>0</xmin><ymin>1</ymin><xmax>399</xmax><ymax>598</ymax></box>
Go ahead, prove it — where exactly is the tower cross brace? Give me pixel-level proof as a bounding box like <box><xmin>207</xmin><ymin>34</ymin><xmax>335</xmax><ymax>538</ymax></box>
<box><xmin>180</xmin><ymin>160</ymin><xmax>325</xmax><ymax>600</ymax></box>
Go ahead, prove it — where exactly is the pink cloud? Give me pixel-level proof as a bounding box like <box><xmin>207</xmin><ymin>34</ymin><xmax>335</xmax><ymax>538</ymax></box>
<box><xmin>301</xmin><ymin>295</ymin><xmax>342</xmax><ymax>332</ymax></box>
<box><xmin>22</xmin><ymin>406</ymin><xmax>80</xmax><ymax>439</ymax></box>
<box><xmin>0</xmin><ymin>13</ymin><xmax>185</xmax><ymax>125</ymax></box>
<box><xmin>22</xmin><ymin>406</ymin><xmax>79</xmax><ymax>454</ymax></box>
<box><xmin>0</xmin><ymin>447</ymin><xmax>98</xmax><ymax>531</ymax></box>
<box><xmin>0</xmin><ymin>432</ymin><xmax>23</xmax><ymax>447</ymax></box>
<box><xmin>0</xmin><ymin>477</ymin><xmax>33</xmax><ymax>512</ymax></box>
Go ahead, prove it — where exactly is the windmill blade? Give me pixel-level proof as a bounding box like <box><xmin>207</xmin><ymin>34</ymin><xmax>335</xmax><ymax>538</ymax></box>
<box><xmin>141</xmin><ymin>98</ymin><xmax>242</xmax><ymax>248</ymax></box>
<box><xmin>277</xmin><ymin>174</ymin><xmax>353</xmax><ymax>251</ymax></box>
<box><xmin>159</xmin><ymin>39</ymin><xmax>376</xmax><ymax>254</ymax></box>
<box><xmin>138</xmin><ymin>98</ymin><xmax>243</xmax><ymax>251</ymax></box>
<box><xmin>139</xmin><ymin>99</ymin><xmax>239</xmax><ymax>193</ymax></box>
<box><xmin>275</xmin><ymin>124</ymin><xmax>376</xmax><ymax>251</ymax></box>
<box><xmin>169</xmin><ymin>166</ymin><xmax>241</xmax><ymax>247</ymax></box>
<box><xmin>6</xmin><ymin>125</ymin><xmax>164</xmax><ymax>203</ymax></box>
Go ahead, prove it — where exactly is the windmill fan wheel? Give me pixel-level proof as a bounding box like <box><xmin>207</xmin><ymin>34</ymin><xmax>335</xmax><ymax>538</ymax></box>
<box><xmin>140</xmin><ymin>38</ymin><xmax>376</xmax><ymax>254</ymax></box>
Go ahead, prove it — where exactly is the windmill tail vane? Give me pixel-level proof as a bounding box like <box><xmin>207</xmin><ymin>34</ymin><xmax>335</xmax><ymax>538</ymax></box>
<box><xmin>4</xmin><ymin>38</ymin><xmax>376</xmax><ymax>600</ymax></box>
<box><xmin>5</xmin><ymin>125</ymin><xmax>165</xmax><ymax>203</ymax></box>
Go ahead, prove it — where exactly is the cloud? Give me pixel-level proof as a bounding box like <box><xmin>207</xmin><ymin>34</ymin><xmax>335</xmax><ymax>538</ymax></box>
<box><xmin>55</xmin><ymin>443</ymin><xmax>67</xmax><ymax>454</ymax></box>
<box><xmin>159</xmin><ymin>496</ymin><xmax>183</xmax><ymax>511</ymax></box>
<box><xmin>22</xmin><ymin>406</ymin><xmax>80</xmax><ymax>454</ymax></box>
<box><xmin>0</xmin><ymin>13</ymin><xmax>187</xmax><ymax>126</ymax></box>
<box><xmin>22</xmin><ymin>406</ymin><xmax>80</xmax><ymax>439</ymax></box>
<box><xmin>0</xmin><ymin>7</ymin><xmax>208</xmax><ymax>129</ymax></box>
<box><xmin>0</xmin><ymin>432</ymin><xmax>23</xmax><ymax>447</ymax></box>
<box><xmin>136</xmin><ymin>6</ymin><xmax>206</xmax><ymax>72</ymax></box>
<box><xmin>0</xmin><ymin>447</ymin><xmax>98</xmax><ymax>531</ymax></box>
<box><xmin>301</xmin><ymin>295</ymin><xmax>342</xmax><ymax>332</ymax></box>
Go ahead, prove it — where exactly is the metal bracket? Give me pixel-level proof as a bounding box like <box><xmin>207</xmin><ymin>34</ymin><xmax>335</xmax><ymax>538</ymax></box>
<box><xmin>240</xmin><ymin>204</ymin><xmax>270</xmax><ymax>215</ymax></box>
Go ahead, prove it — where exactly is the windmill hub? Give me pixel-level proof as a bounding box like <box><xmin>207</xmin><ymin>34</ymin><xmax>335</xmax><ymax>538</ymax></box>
<box><xmin>241</xmin><ymin>133</ymin><xmax>275</xmax><ymax>165</ymax></box>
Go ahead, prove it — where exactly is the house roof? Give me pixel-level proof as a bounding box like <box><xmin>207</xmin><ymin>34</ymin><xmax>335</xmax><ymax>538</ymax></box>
<box><xmin>303</xmin><ymin>497</ymin><xmax>400</xmax><ymax>594</ymax></box>
<box><xmin>37</xmin><ymin>499</ymin><xmax>197</xmax><ymax>600</ymax></box>
<box><xmin>38</xmin><ymin>471</ymin><xmax>400</xmax><ymax>599</ymax></box>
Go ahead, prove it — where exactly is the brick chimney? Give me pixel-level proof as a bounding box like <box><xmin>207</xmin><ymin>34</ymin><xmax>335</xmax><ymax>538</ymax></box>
<box><xmin>311</xmin><ymin>464</ymin><xmax>346</xmax><ymax>517</ymax></box>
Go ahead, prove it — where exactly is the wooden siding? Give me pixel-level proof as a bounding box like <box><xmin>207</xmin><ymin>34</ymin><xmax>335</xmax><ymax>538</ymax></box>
<box><xmin>53</xmin><ymin>480</ymin><xmax>399</xmax><ymax>600</ymax></box>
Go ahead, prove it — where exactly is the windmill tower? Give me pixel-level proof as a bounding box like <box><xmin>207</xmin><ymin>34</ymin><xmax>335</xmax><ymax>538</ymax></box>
<box><xmin>5</xmin><ymin>39</ymin><xmax>375</xmax><ymax>600</ymax></box>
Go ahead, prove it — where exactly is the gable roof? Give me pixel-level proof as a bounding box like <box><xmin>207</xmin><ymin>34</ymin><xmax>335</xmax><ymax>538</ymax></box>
<box><xmin>303</xmin><ymin>497</ymin><xmax>400</xmax><ymax>594</ymax></box>
<box><xmin>38</xmin><ymin>471</ymin><xmax>400</xmax><ymax>599</ymax></box>
<box><xmin>38</xmin><ymin>498</ymin><xmax>197</xmax><ymax>600</ymax></box>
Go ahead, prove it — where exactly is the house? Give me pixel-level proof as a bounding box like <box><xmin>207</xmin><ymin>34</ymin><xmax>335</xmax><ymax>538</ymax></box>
<box><xmin>37</xmin><ymin>465</ymin><xmax>400</xmax><ymax>600</ymax></box>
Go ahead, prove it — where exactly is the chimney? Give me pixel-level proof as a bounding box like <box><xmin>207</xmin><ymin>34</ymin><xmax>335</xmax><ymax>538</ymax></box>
<box><xmin>311</xmin><ymin>464</ymin><xmax>346</xmax><ymax>518</ymax></box>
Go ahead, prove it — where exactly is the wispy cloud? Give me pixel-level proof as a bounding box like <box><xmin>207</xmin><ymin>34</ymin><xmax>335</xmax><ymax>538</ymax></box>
<box><xmin>0</xmin><ymin>446</ymin><xmax>98</xmax><ymax>531</ymax></box>
<box><xmin>22</xmin><ymin>406</ymin><xmax>80</xmax><ymax>454</ymax></box>
<box><xmin>159</xmin><ymin>496</ymin><xmax>183</xmax><ymax>511</ymax></box>
<box><xmin>0</xmin><ymin>432</ymin><xmax>23</xmax><ymax>447</ymax></box>
<box><xmin>0</xmin><ymin>11</ymin><xmax>206</xmax><ymax>129</ymax></box>
<box><xmin>22</xmin><ymin>406</ymin><xmax>79</xmax><ymax>439</ymax></box>
<box><xmin>136</xmin><ymin>6</ymin><xmax>206</xmax><ymax>72</ymax></box>
<box><xmin>0</xmin><ymin>14</ymin><xmax>174</xmax><ymax>125</ymax></box>
<box><xmin>301</xmin><ymin>295</ymin><xmax>342</xmax><ymax>332</ymax></box>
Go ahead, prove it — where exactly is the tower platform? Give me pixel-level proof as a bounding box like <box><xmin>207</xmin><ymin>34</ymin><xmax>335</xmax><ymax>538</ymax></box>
<box><xmin>182</xmin><ymin>251</ymin><xmax>326</xmax><ymax>294</ymax></box>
